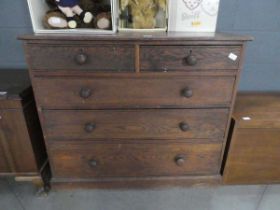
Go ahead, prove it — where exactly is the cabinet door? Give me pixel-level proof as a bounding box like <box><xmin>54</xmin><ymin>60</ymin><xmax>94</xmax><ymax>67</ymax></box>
<box><xmin>223</xmin><ymin>128</ymin><xmax>280</xmax><ymax>184</ymax></box>
<box><xmin>0</xmin><ymin>109</ymin><xmax>37</xmax><ymax>174</ymax></box>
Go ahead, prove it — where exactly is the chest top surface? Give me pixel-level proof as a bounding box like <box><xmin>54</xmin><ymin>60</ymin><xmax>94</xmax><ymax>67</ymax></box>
<box><xmin>234</xmin><ymin>92</ymin><xmax>280</xmax><ymax>129</ymax></box>
<box><xmin>19</xmin><ymin>32</ymin><xmax>253</xmax><ymax>42</ymax></box>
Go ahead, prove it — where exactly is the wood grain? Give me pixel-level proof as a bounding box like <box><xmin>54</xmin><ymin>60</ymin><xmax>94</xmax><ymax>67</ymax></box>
<box><xmin>233</xmin><ymin>92</ymin><xmax>280</xmax><ymax>129</ymax></box>
<box><xmin>26</xmin><ymin>45</ymin><xmax>135</xmax><ymax>71</ymax></box>
<box><xmin>0</xmin><ymin>70</ymin><xmax>48</xmax><ymax>188</ymax></box>
<box><xmin>43</xmin><ymin>109</ymin><xmax>229</xmax><ymax>140</ymax></box>
<box><xmin>223</xmin><ymin>92</ymin><xmax>280</xmax><ymax>184</ymax></box>
<box><xmin>140</xmin><ymin>46</ymin><xmax>241</xmax><ymax>71</ymax></box>
<box><xmin>49</xmin><ymin>141</ymin><xmax>222</xmax><ymax>178</ymax></box>
<box><xmin>20</xmin><ymin>33</ymin><xmax>251</xmax><ymax>188</ymax></box>
<box><xmin>224</xmin><ymin>128</ymin><xmax>280</xmax><ymax>184</ymax></box>
<box><xmin>18</xmin><ymin>32</ymin><xmax>253</xmax><ymax>42</ymax></box>
<box><xmin>33</xmin><ymin>76</ymin><xmax>235</xmax><ymax>109</ymax></box>
<box><xmin>0</xmin><ymin>109</ymin><xmax>37</xmax><ymax>173</ymax></box>
<box><xmin>52</xmin><ymin>175</ymin><xmax>222</xmax><ymax>189</ymax></box>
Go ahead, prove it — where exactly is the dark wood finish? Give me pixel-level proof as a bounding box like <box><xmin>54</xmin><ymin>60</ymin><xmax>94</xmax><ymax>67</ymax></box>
<box><xmin>33</xmin><ymin>76</ymin><xmax>235</xmax><ymax>109</ymax></box>
<box><xmin>0</xmin><ymin>109</ymin><xmax>37</xmax><ymax>173</ymax></box>
<box><xmin>20</xmin><ymin>33</ymin><xmax>251</xmax><ymax>188</ymax></box>
<box><xmin>223</xmin><ymin>92</ymin><xmax>280</xmax><ymax>184</ymax></box>
<box><xmin>140</xmin><ymin>46</ymin><xmax>241</xmax><ymax>71</ymax></box>
<box><xmin>0</xmin><ymin>70</ymin><xmax>49</xmax><ymax>192</ymax></box>
<box><xmin>26</xmin><ymin>45</ymin><xmax>135</xmax><ymax>71</ymax></box>
<box><xmin>232</xmin><ymin>92</ymin><xmax>280</xmax><ymax>129</ymax></box>
<box><xmin>52</xmin><ymin>175</ymin><xmax>222</xmax><ymax>189</ymax></box>
<box><xmin>19</xmin><ymin>32</ymin><xmax>253</xmax><ymax>42</ymax></box>
<box><xmin>43</xmin><ymin>109</ymin><xmax>229</xmax><ymax>140</ymax></box>
<box><xmin>49</xmin><ymin>141</ymin><xmax>222</xmax><ymax>178</ymax></box>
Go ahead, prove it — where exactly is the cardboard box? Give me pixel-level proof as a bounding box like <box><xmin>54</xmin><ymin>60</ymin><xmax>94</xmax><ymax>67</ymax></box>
<box><xmin>168</xmin><ymin>0</ymin><xmax>220</xmax><ymax>32</ymax></box>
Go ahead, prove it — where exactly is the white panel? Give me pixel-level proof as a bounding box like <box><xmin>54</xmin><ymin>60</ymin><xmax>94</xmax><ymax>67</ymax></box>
<box><xmin>27</xmin><ymin>0</ymin><xmax>117</xmax><ymax>34</ymax></box>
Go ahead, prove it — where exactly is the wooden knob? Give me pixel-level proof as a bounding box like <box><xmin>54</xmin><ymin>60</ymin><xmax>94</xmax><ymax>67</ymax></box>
<box><xmin>88</xmin><ymin>159</ymin><xmax>97</xmax><ymax>167</ymax></box>
<box><xmin>181</xmin><ymin>88</ymin><xmax>193</xmax><ymax>98</ymax></box>
<box><xmin>85</xmin><ymin>123</ymin><xmax>96</xmax><ymax>133</ymax></box>
<box><xmin>75</xmin><ymin>53</ymin><xmax>87</xmax><ymax>65</ymax></box>
<box><xmin>185</xmin><ymin>53</ymin><xmax>197</xmax><ymax>66</ymax></box>
<box><xmin>175</xmin><ymin>155</ymin><xmax>185</xmax><ymax>166</ymax></box>
<box><xmin>179</xmin><ymin>122</ymin><xmax>189</xmax><ymax>132</ymax></box>
<box><xmin>80</xmin><ymin>87</ymin><xmax>92</xmax><ymax>99</ymax></box>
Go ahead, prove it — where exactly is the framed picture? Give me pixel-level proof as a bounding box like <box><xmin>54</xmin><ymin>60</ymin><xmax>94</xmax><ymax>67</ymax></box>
<box><xmin>118</xmin><ymin>0</ymin><xmax>169</xmax><ymax>32</ymax></box>
<box><xmin>168</xmin><ymin>0</ymin><xmax>220</xmax><ymax>32</ymax></box>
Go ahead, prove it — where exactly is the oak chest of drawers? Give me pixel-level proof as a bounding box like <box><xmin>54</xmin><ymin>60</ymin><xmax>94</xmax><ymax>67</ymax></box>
<box><xmin>20</xmin><ymin>32</ymin><xmax>252</xmax><ymax>189</ymax></box>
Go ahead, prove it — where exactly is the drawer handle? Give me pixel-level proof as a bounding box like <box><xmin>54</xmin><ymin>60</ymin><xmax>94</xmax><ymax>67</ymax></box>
<box><xmin>184</xmin><ymin>51</ymin><xmax>197</xmax><ymax>66</ymax></box>
<box><xmin>85</xmin><ymin>122</ymin><xmax>96</xmax><ymax>133</ymax></box>
<box><xmin>80</xmin><ymin>87</ymin><xmax>92</xmax><ymax>99</ymax></box>
<box><xmin>88</xmin><ymin>159</ymin><xmax>98</xmax><ymax>167</ymax></box>
<box><xmin>179</xmin><ymin>122</ymin><xmax>189</xmax><ymax>132</ymax></box>
<box><xmin>175</xmin><ymin>155</ymin><xmax>185</xmax><ymax>166</ymax></box>
<box><xmin>181</xmin><ymin>88</ymin><xmax>193</xmax><ymax>98</ymax></box>
<box><xmin>75</xmin><ymin>53</ymin><xmax>88</xmax><ymax>65</ymax></box>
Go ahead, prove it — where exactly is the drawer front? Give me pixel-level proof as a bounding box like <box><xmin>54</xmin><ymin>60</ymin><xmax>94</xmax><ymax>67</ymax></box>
<box><xmin>50</xmin><ymin>142</ymin><xmax>222</xmax><ymax>178</ymax></box>
<box><xmin>26</xmin><ymin>45</ymin><xmax>135</xmax><ymax>71</ymax></box>
<box><xmin>34</xmin><ymin>76</ymin><xmax>235</xmax><ymax>109</ymax></box>
<box><xmin>43</xmin><ymin>109</ymin><xmax>229</xmax><ymax>140</ymax></box>
<box><xmin>140</xmin><ymin>46</ymin><xmax>241</xmax><ymax>71</ymax></box>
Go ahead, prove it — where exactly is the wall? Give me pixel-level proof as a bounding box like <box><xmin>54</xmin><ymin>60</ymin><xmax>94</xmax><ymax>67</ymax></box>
<box><xmin>0</xmin><ymin>0</ymin><xmax>279</xmax><ymax>90</ymax></box>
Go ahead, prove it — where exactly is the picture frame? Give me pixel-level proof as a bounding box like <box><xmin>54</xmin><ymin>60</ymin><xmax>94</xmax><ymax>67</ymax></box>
<box><xmin>117</xmin><ymin>0</ymin><xmax>169</xmax><ymax>32</ymax></box>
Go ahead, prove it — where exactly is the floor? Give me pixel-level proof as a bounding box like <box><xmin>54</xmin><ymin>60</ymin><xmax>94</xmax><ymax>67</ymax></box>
<box><xmin>0</xmin><ymin>178</ymin><xmax>279</xmax><ymax>210</ymax></box>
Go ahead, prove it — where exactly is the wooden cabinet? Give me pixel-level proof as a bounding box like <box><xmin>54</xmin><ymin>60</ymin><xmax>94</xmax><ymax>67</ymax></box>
<box><xmin>223</xmin><ymin>93</ymin><xmax>280</xmax><ymax>184</ymax></box>
<box><xmin>20</xmin><ymin>32</ymin><xmax>252</xmax><ymax>189</ymax></box>
<box><xmin>0</xmin><ymin>70</ymin><xmax>49</xmax><ymax>191</ymax></box>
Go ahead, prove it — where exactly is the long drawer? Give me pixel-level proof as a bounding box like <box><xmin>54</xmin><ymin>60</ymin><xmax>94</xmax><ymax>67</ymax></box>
<box><xmin>43</xmin><ymin>109</ymin><xmax>229</xmax><ymax>140</ymax></box>
<box><xmin>140</xmin><ymin>46</ymin><xmax>241</xmax><ymax>71</ymax></box>
<box><xmin>25</xmin><ymin>45</ymin><xmax>135</xmax><ymax>71</ymax></box>
<box><xmin>49</xmin><ymin>141</ymin><xmax>222</xmax><ymax>178</ymax></box>
<box><xmin>33</xmin><ymin>76</ymin><xmax>235</xmax><ymax>109</ymax></box>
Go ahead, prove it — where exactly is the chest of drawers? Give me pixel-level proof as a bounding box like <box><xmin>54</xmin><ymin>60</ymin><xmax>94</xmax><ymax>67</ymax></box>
<box><xmin>20</xmin><ymin>32</ymin><xmax>252</xmax><ymax>189</ymax></box>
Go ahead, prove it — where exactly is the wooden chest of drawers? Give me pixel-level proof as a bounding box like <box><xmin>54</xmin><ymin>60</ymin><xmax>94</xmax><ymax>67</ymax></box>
<box><xmin>20</xmin><ymin>32</ymin><xmax>252</xmax><ymax>188</ymax></box>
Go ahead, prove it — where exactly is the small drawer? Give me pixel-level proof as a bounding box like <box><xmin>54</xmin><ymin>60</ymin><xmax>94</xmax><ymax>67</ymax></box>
<box><xmin>140</xmin><ymin>46</ymin><xmax>241</xmax><ymax>71</ymax></box>
<box><xmin>33</xmin><ymin>76</ymin><xmax>235</xmax><ymax>109</ymax></box>
<box><xmin>43</xmin><ymin>109</ymin><xmax>229</xmax><ymax>140</ymax></box>
<box><xmin>49</xmin><ymin>141</ymin><xmax>222</xmax><ymax>178</ymax></box>
<box><xmin>26</xmin><ymin>45</ymin><xmax>135</xmax><ymax>71</ymax></box>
